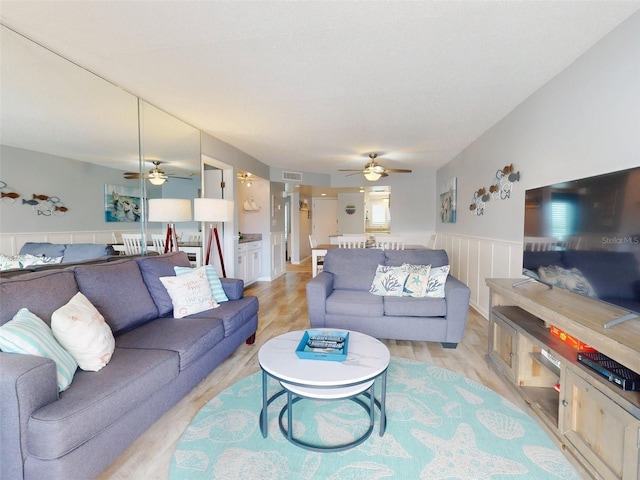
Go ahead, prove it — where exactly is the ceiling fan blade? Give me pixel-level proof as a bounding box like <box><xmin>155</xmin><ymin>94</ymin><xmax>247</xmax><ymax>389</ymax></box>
<box><xmin>166</xmin><ymin>175</ymin><xmax>192</xmax><ymax>180</ymax></box>
<box><xmin>338</xmin><ymin>169</ymin><xmax>364</xmax><ymax>172</ymax></box>
<box><xmin>383</xmin><ymin>168</ymin><xmax>412</xmax><ymax>173</ymax></box>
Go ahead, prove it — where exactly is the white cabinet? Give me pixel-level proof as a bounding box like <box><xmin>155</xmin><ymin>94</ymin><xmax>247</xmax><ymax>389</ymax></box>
<box><xmin>237</xmin><ymin>241</ymin><xmax>261</xmax><ymax>286</ymax></box>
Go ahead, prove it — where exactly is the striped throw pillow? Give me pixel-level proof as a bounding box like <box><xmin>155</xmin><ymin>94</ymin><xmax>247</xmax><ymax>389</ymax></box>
<box><xmin>0</xmin><ymin>308</ymin><xmax>78</xmax><ymax>392</ymax></box>
<box><xmin>174</xmin><ymin>265</ymin><xmax>229</xmax><ymax>303</ymax></box>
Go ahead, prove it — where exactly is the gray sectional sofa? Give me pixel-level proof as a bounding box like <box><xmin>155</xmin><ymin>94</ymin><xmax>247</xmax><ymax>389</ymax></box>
<box><xmin>0</xmin><ymin>251</ymin><xmax>258</xmax><ymax>480</ymax></box>
<box><xmin>306</xmin><ymin>248</ymin><xmax>470</xmax><ymax>348</ymax></box>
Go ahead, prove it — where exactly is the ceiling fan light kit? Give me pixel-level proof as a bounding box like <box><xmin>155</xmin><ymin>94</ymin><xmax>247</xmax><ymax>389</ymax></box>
<box><xmin>340</xmin><ymin>153</ymin><xmax>412</xmax><ymax>181</ymax></box>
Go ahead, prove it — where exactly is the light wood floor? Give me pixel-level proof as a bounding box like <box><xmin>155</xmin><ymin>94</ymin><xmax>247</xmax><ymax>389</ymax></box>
<box><xmin>96</xmin><ymin>263</ymin><xmax>522</xmax><ymax>480</ymax></box>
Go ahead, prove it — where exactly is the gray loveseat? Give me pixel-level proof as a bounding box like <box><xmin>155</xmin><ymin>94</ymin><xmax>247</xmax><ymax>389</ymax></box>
<box><xmin>19</xmin><ymin>241</ymin><xmax>117</xmax><ymax>263</ymax></box>
<box><xmin>306</xmin><ymin>248</ymin><xmax>470</xmax><ymax>348</ymax></box>
<box><xmin>0</xmin><ymin>251</ymin><xmax>258</xmax><ymax>480</ymax></box>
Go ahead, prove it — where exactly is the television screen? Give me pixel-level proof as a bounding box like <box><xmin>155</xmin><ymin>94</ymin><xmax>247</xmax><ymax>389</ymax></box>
<box><xmin>522</xmin><ymin>166</ymin><xmax>640</xmax><ymax>323</ymax></box>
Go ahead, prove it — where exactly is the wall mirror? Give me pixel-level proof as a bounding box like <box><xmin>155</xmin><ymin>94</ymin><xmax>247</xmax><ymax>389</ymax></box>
<box><xmin>0</xmin><ymin>25</ymin><xmax>202</xmax><ymax>255</ymax></box>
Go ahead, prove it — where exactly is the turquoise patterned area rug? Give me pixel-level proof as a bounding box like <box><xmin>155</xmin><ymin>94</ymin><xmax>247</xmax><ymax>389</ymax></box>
<box><xmin>170</xmin><ymin>357</ymin><xmax>579</xmax><ymax>479</ymax></box>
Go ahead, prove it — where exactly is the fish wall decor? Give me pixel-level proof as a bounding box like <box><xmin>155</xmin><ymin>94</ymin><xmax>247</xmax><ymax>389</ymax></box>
<box><xmin>470</xmin><ymin>164</ymin><xmax>521</xmax><ymax>216</ymax></box>
<box><xmin>0</xmin><ymin>181</ymin><xmax>21</xmax><ymax>204</ymax></box>
<box><xmin>23</xmin><ymin>193</ymin><xmax>69</xmax><ymax>216</ymax></box>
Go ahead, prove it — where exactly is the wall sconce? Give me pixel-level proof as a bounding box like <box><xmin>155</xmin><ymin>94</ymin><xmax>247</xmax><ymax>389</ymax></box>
<box><xmin>238</xmin><ymin>172</ymin><xmax>252</xmax><ymax>187</ymax></box>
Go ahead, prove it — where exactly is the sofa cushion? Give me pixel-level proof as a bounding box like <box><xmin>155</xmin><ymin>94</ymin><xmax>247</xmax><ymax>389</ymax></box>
<box><xmin>159</xmin><ymin>268</ymin><xmax>218</xmax><ymax>319</ymax></box>
<box><xmin>324</xmin><ymin>249</ymin><xmax>385</xmax><ymax>291</ymax></box>
<box><xmin>116</xmin><ymin>317</ymin><xmax>225</xmax><ymax>370</ymax></box>
<box><xmin>51</xmin><ymin>292</ymin><xmax>115</xmax><ymax>371</ymax></box>
<box><xmin>19</xmin><ymin>242</ymin><xmax>66</xmax><ymax>258</ymax></box>
<box><xmin>326</xmin><ymin>290</ymin><xmax>384</xmax><ymax>317</ymax></box>
<box><xmin>383</xmin><ymin>296</ymin><xmax>447</xmax><ymax>317</ymax></box>
<box><xmin>136</xmin><ymin>252</ymin><xmax>192</xmax><ymax>317</ymax></box>
<box><xmin>0</xmin><ymin>269</ymin><xmax>79</xmax><ymax>326</ymax></box>
<box><xmin>184</xmin><ymin>296</ymin><xmax>259</xmax><ymax>337</ymax></box>
<box><xmin>62</xmin><ymin>243</ymin><xmax>114</xmax><ymax>263</ymax></box>
<box><xmin>73</xmin><ymin>259</ymin><xmax>159</xmax><ymax>334</ymax></box>
<box><xmin>385</xmin><ymin>249</ymin><xmax>449</xmax><ymax>268</ymax></box>
<box><xmin>0</xmin><ymin>308</ymin><xmax>78</xmax><ymax>392</ymax></box>
<box><xmin>27</xmin><ymin>347</ymin><xmax>178</xmax><ymax>460</ymax></box>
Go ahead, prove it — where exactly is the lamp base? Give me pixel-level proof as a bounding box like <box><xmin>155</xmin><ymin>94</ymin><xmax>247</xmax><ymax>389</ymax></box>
<box><xmin>205</xmin><ymin>224</ymin><xmax>226</xmax><ymax>278</ymax></box>
<box><xmin>164</xmin><ymin>223</ymin><xmax>179</xmax><ymax>253</ymax></box>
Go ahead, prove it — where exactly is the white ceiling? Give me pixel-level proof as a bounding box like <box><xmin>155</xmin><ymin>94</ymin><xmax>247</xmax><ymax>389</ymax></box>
<box><xmin>1</xmin><ymin>1</ymin><xmax>639</xmax><ymax>176</ymax></box>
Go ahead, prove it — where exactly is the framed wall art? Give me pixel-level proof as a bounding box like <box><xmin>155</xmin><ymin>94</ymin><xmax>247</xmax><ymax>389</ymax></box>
<box><xmin>440</xmin><ymin>177</ymin><xmax>457</xmax><ymax>223</ymax></box>
<box><xmin>104</xmin><ymin>184</ymin><xmax>141</xmax><ymax>222</ymax></box>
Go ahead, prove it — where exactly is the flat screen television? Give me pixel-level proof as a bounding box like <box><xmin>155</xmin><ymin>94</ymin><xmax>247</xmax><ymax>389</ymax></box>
<box><xmin>521</xmin><ymin>166</ymin><xmax>640</xmax><ymax>328</ymax></box>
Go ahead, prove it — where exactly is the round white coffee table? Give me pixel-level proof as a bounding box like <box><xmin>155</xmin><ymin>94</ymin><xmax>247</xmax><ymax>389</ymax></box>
<box><xmin>258</xmin><ymin>329</ymin><xmax>390</xmax><ymax>451</ymax></box>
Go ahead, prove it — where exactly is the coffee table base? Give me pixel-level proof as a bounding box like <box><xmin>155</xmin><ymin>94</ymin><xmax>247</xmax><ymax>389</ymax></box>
<box><xmin>278</xmin><ymin>389</ymin><xmax>377</xmax><ymax>452</ymax></box>
<box><xmin>260</xmin><ymin>370</ymin><xmax>387</xmax><ymax>452</ymax></box>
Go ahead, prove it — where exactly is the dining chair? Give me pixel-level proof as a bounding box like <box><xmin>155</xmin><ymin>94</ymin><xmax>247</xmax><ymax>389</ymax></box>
<box><xmin>188</xmin><ymin>234</ymin><xmax>201</xmax><ymax>243</ymax></box>
<box><xmin>338</xmin><ymin>236</ymin><xmax>366</xmax><ymax>248</ymax></box>
<box><xmin>309</xmin><ymin>235</ymin><xmax>324</xmax><ymax>272</ymax></box>
<box><xmin>375</xmin><ymin>235</ymin><xmax>404</xmax><ymax>250</ymax></box>
<box><xmin>427</xmin><ymin>233</ymin><xmax>437</xmax><ymax>249</ymax></box>
<box><xmin>524</xmin><ymin>236</ymin><xmax>558</xmax><ymax>252</ymax></box>
<box><xmin>151</xmin><ymin>234</ymin><xmax>166</xmax><ymax>253</ymax></box>
<box><xmin>121</xmin><ymin>233</ymin><xmax>143</xmax><ymax>255</ymax></box>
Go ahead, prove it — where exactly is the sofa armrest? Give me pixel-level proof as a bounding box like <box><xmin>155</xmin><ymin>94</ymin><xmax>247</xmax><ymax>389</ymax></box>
<box><xmin>1</xmin><ymin>353</ymin><xmax>59</xmax><ymax>480</ymax></box>
<box><xmin>443</xmin><ymin>275</ymin><xmax>472</xmax><ymax>342</ymax></box>
<box><xmin>221</xmin><ymin>277</ymin><xmax>244</xmax><ymax>301</ymax></box>
<box><xmin>306</xmin><ymin>271</ymin><xmax>334</xmax><ymax>328</ymax></box>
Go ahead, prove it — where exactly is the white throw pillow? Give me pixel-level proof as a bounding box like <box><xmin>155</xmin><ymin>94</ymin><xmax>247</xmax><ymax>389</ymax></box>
<box><xmin>160</xmin><ymin>267</ymin><xmax>219</xmax><ymax>319</ymax></box>
<box><xmin>51</xmin><ymin>292</ymin><xmax>115</xmax><ymax>371</ymax></box>
<box><xmin>425</xmin><ymin>265</ymin><xmax>450</xmax><ymax>298</ymax></box>
<box><xmin>369</xmin><ymin>265</ymin><xmax>408</xmax><ymax>297</ymax></box>
<box><xmin>0</xmin><ymin>308</ymin><xmax>77</xmax><ymax>392</ymax></box>
<box><xmin>174</xmin><ymin>265</ymin><xmax>229</xmax><ymax>302</ymax></box>
<box><xmin>401</xmin><ymin>263</ymin><xmax>432</xmax><ymax>297</ymax></box>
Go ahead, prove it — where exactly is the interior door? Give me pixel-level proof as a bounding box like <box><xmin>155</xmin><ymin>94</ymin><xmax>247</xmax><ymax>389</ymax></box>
<box><xmin>312</xmin><ymin>198</ymin><xmax>338</xmax><ymax>244</ymax></box>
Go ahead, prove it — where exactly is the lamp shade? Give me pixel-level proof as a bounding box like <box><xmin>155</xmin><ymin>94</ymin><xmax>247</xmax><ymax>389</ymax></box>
<box><xmin>194</xmin><ymin>198</ymin><xmax>232</xmax><ymax>222</ymax></box>
<box><xmin>148</xmin><ymin>198</ymin><xmax>192</xmax><ymax>222</ymax></box>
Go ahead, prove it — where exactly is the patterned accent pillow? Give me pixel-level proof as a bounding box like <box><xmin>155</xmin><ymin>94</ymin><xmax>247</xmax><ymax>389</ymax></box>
<box><xmin>0</xmin><ymin>253</ymin><xmax>42</xmax><ymax>270</ymax></box>
<box><xmin>401</xmin><ymin>263</ymin><xmax>432</xmax><ymax>297</ymax></box>
<box><xmin>0</xmin><ymin>308</ymin><xmax>78</xmax><ymax>392</ymax></box>
<box><xmin>174</xmin><ymin>265</ymin><xmax>229</xmax><ymax>303</ymax></box>
<box><xmin>160</xmin><ymin>267</ymin><xmax>219</xmax><ymax>318</ymax></box>
<box><xmin>369</xmin><ymin>265</ymin><xmax>408</xmax><ymax>297</ymax></box>
<box><xmin>538</xmin><ymin>265</ymin><xmax>597</xmax><ymax>297</ymax></box>
<box><xmin>51</xmin><ymin>292</ymin><xmax>115</xmax><ymax>371</ymax></box>
<box><xmin>426</xmin><ymin>265</ymin><xmax>450</xmax><ymax>298</ymax></box>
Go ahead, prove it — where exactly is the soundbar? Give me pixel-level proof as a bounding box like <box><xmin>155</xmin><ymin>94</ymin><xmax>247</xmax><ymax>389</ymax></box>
<box><xmin>577</xmin><ymin>351</ymin><xmax>640</xmax><ymax>391</ymax></box>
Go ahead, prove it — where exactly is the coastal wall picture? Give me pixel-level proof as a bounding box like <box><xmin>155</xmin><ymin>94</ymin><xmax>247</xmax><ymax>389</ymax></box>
<box><xmin>440</xmin><ymin>177</ymin><xmax>457</xmax><ymax>223</ymax></box>
<box><xmin>104</xmin><ymin>184</ymin><xmax>141</xmax><ymax>222</ymax></box>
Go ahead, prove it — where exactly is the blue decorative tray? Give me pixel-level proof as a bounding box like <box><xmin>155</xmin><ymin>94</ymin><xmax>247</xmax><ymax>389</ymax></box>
<box><xmin>295</xmin><ymin>330</ymin><xmax>349</xmax><ymax>362</ymax></box>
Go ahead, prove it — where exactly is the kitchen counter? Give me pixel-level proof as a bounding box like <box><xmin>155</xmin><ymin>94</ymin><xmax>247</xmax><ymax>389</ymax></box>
<box><xmin>239</xmin><ymin>234</ymin><xmax>262</xmax><ymax>243</ymax></box>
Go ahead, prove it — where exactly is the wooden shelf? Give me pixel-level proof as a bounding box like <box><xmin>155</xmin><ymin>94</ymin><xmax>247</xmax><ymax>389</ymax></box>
<box><xmin>487</xmin><ymin>279</ymin><xmax>640</xmax><ymax>480</ymax></box>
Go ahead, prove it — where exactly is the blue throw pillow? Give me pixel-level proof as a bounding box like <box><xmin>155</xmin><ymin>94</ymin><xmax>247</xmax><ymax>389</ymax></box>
<box><xmin>0</xmin><ymin>308</ymin><xmax>77</xmax><ymax>392</ymax></box>
<box><xmin>175</xmin><ymin>265</ymin><xmax>229</xmax><ymax>303</ymax></box>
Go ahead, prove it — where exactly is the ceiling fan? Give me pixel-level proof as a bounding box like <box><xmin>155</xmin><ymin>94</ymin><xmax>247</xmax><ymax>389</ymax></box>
<box><xmin>339</xmin><ymin>153</ymin><xmax>412</xmax><ymax>181</ymax></box>
<box><xmin>123</xmin><ymin>161</ymin><xmax>192</xmax><ymax>186</ymax></box>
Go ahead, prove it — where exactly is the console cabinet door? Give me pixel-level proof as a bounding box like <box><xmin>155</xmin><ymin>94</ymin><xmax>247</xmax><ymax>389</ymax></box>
<box><xmin>490</xmin><ymin>312</ymin><xmax>518</xmax><ymax>382</ymax></box>
<box><xmin>561</xmin><ymin>369</ymin><xmax>640</xmax><ymax>480</ymax></box>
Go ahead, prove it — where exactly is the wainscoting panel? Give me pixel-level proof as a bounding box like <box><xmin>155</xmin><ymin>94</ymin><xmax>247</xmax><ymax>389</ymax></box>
<box><xmin>0</xmin><ymin>230</ymin><xmax>139</xmax><ymax>255</ymax></box>
<box><xmin>436</xmin><ymin>233</ymin><xmax>522</xmax><ymax>319</ymax></box>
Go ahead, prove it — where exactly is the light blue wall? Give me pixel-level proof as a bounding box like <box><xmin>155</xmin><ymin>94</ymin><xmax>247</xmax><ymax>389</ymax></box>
<box><xmin>437</xmin><ymin>11</ymin><xmax>640</xmax><ymax>244</ymax></box>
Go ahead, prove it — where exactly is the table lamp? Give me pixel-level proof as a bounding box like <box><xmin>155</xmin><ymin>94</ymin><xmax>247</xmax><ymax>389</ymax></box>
<box><xmin>194</xmin><ymin>198</ymin><xmax>232</xmax><ymax>277</ymax></box>
<box><xmin>148</xmin><ymin>198</ymin><xmax>192</xmax><ymax>253</ymax></box>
